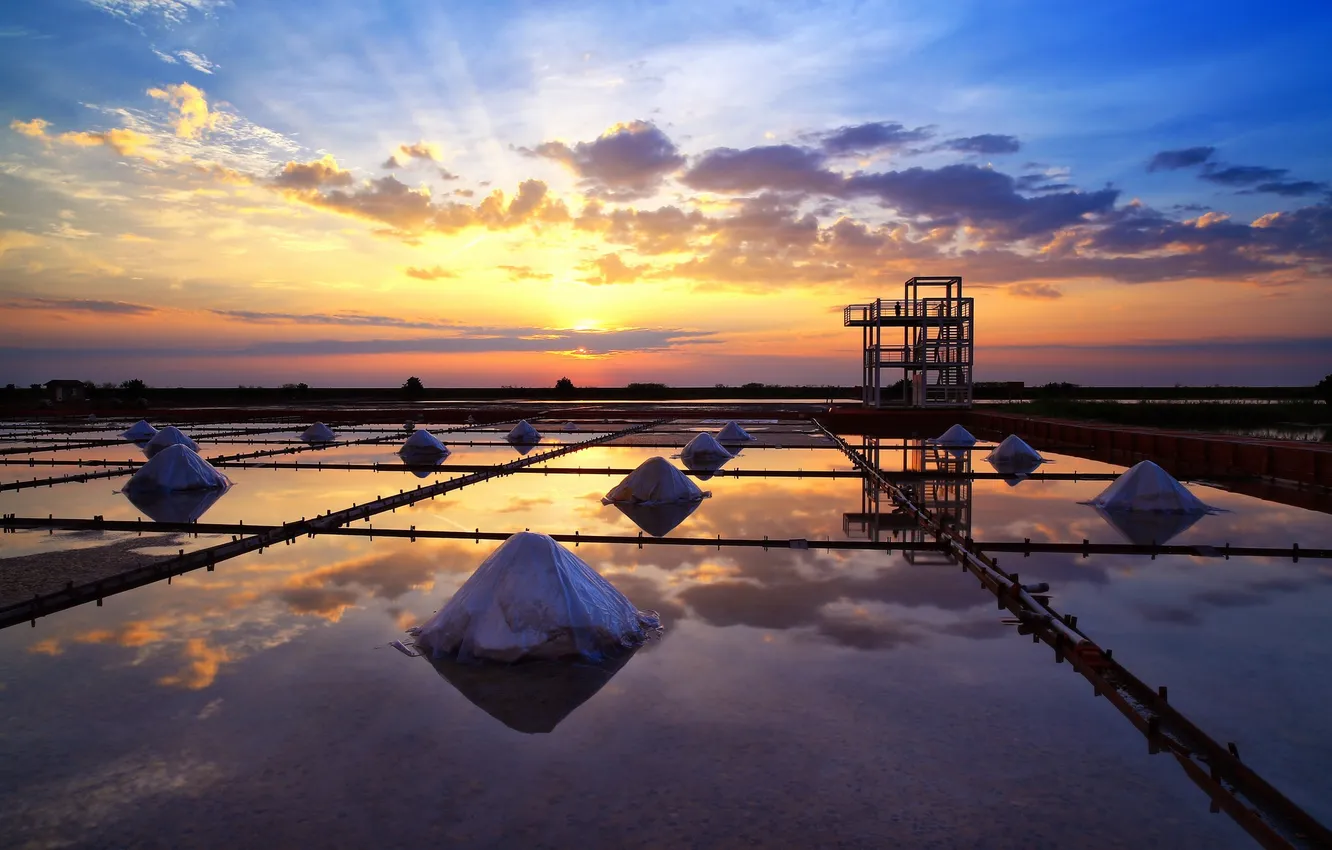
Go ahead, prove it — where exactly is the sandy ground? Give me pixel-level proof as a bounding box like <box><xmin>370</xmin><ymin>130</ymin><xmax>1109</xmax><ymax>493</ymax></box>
<box><xmin>0</xmin><ymin>534</ymin><xmax>179</xmax><ymax>609</ymax></box>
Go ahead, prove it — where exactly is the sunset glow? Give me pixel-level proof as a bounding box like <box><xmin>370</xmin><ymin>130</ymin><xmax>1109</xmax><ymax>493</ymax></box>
<box><xmin>1</xmin><ymin>1</ymin><xmax>1329</xmax><ymax>386</ymax></box>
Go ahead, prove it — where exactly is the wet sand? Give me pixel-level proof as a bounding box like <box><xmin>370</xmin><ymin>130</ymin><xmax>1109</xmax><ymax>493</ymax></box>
<box><xmin>0</xmin><ymin>535</ymin><xmax>178</xmax><ymax>608</ymax></box>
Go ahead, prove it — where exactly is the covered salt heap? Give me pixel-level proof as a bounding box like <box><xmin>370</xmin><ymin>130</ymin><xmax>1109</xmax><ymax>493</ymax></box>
<box><xmin>1083</xmin><ymin>461</ymin><xmax>1221</xmax><ymax>545</ymax></box>
<box><xmin>985</xmin><ymin>434</ymin><xmax>1046</xmax><ymax>482</ymax></box>
<box><xmin>143</xmin><ymin>425</ymin><xmax>199</xmax><ymax>458</ymax></box>
<box><xmin>717</xmin><ymin>421</ymin><xmax>755</xmax><ymax>443</ymax></box>
<box><xmin>930</xmin><ymin>424</ymin><xmax>976</xmax><ymax>447</ymax></box>
<box><xmin>414</xmin><ymin>532</ymin><xmax>659</xmax><ymax>663</ymax></box>
<box><xmin>507</xmin><ymin>420</ymin><xmax>541</xmax><ymax>444</ymax></box>
<box><xmin>121</xmin><ymin>419</ymin><xmax>157</xmax><ymax>441</ymax></box>
<box><xmin>122</xmin><ymin>444</ymin><xmax>230</xmax><ymax>522</ymax></box>
<box><xmin>301</xmin><ymin>422</ymin><xmax>335</xmax><ymax>443</ymax></box>
<box><xmin>399</xmin><ymin>429</ymin><xmax>449</xmax><ymax>456</ymax></box>
<box><xmin>602</xmin><ymin>456</ymin><xmax>708</xmax><ymax>537</ymax></box>
<box><xmin>680</xmin><ymin>432</ymin><xmax>734</xmax><ymax>481</ymax></box>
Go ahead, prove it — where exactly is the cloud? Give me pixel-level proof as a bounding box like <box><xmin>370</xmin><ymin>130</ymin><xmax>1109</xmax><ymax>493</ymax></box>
<box><xmin>157</xmin><ymin>638</ymin><xmax>231</xmax><ymax>690</ymax></box>
<box><xmin>524</xmin><ymin>120</ymin><xmax>684</xmax><ymax>200</ymax></box>
<box><xmin>0</xmin><ymin>230</ymin><xmax>41</xmax><ymax>255</ymax></box>
<box><xmin>81</xmin><ymin>0</ymin><xmax>229</xmax><ymax>26</ymax></box>
<box><xmin>845</xmin><ymin>164</ymin><xmax>1119</xmax><ymax>238</ymax></box>
<box><xmin>940</xmin><ymin>134</ymin><xmax>1021</xmax><ymax>155</ymax></box>
<box><xmin>680</xmin><ymin>144</ymin><xmax>839</xmax><ymax>194</ymax></box>
<box><xmin>1146</xmin><ymin>146</ymin><xmax>1215</xmax><ymax>171</ymax></box>
<box><xmin>208</xmin><ymin>309</ymin><xmax>453</xmax><ymax>330</ymax></box>
<box><xmin>403</xmin><ymin>265</ymin><xmax>456</xmax><ymax>281</ymax></box>
<box><xmin>1007</xmin><ymin>282</ymin><xmax>1063</xmax><ymax>299</ymax></box>
<box><xmin>1250</xmin><ymin>180</ymin><xmax>1328</xmax><ymax>197</ymax></box>
<box><xmin>10</xmin><ymin>118</ymin><xmax>50</xmax><ymax>139</ymax></box>
<box><xmin>498</xmin><ymin>264</ymin><xmax>553</xmax><ymax>281</ymax></box>
<box><xmin>438</xmin><ymin>169</ymin><xmax>459</xmax><ymax>181</ymax></box>
<box><xmin>581</xmin><ymin>253</ymin><xmax>644</xmax><ymax>285</ymax></box>
<box><xmin>147</xmin><ymin>82</ymin><xmax>218</xmax><ymax>139</ymax></box>
<box><xmin>175</xmin><ymin>50</ymin><xmax>217</xmax><ymax>74</ymax></box>
<box><xmin>382</xmin><ymin>155</ymin><xmax>402</xmax><ymax>169</ymax></box>
<box><xmin>0</xmin><ymin>297</ymin><xmax>157</xmax><ymax>315</ymax></box>
<box><xmin>271</xmin><ymin>154</ymin><xmax>354</xmax><ymax>190</ymax></box>
<box><xmin>398</xmin><ymin>141</ymin><xmax>441</xmax><ymax>162</ymax></box>
<box><xmin>1200</xmin><ymin>164</ymin><xmax>1288</xmax><ymax>186</ymax></box>
<box><xmin>57</xmin><ymin>128</ymin><xmax>159</xmax><ymax>160</ymax></box>
<box><xmin>815</xmin><ymin>121</ymin><xmax>934</xmax><ymax>156</ymax></box>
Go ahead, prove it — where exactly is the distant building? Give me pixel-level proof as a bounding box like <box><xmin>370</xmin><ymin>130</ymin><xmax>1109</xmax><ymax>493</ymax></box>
<box><xmin>45</xmin><ymin>380</ymin><xmax>87</xmax><ymax>403</ymax></box>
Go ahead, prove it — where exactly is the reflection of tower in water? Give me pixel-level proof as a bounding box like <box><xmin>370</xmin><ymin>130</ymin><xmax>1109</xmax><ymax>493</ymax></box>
<box><xmin>842</xmin><ymin>438</ymin><xmax>973</xmax><ymax>565</ymax></box>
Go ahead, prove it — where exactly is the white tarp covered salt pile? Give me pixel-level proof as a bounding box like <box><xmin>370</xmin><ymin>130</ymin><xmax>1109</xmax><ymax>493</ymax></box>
<box><xmin>301</xmin><ymin>422</ymin><xmax>335</xmax><ymax>443</ymax></box>
<box><xmin>680</xmin><ymin>432</ymin><xmax>734</xmax><ymax>481</ymax></box>
<box><xmin>399</xmin><ymin>429</ymin><xmax>449</xmax><ymax>456</ymax></box>
<box><xmin>985</xmin><ymin>434</ymin><xmax>1046</xmax><ymax>483</ymax></box>
<box><xmin>930</xmin><ymin>424</ymin><xmax>977</xmax><ymax>447</ymax></box>
<box><xmin>507</xmin><ymin>420</ymin><xmax>541</xmax><ymax>444</ymax></box>
<box><xmin>717</xmin><ymin>421</ymin><xmax>756</xmax><ymax>444</ymax></box>
<box><xmin>564</xmin><ymin>422</ymin><xmax>578</xmax><ymax>432</ymax></box>
<box><xmin>602</xmin><ymin>456</ymin><xmax>708</xmax><ymax>537</ymax></box>
<box><xmin>602</xmin><ymin>456</ymin><xmax>709</xmax><ymax>506</ymax></box>
<box><xmin>143</xmin><ymin>425</ymin><xmax>199</xmax><ymax>458</ymax></box>
<box><xmin>1081</xmin><ymin>460</ymin><xmax>1221</xmax><ymax>545</ymax></box>
<box><xmin>121</xmin><ymin>419</ymin><xmax>158</xmax><ymax>441</ymax></box>
<box><xmin>413</xmin><ymin>531</ymin><xmax>660</xmax><ymax>663</ymax></box>
<box><xmin>122</xmin><ymin>444</ymin><xmax>231</xmax><ymax>523</ymax></box>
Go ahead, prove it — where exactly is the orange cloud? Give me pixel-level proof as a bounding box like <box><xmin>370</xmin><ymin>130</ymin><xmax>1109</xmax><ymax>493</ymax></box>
<box><xmin>147</xmin><ymin>82</ymin><xmax>218</xmax><ymax>139</ymax></box>
<box><xmin>158</xmin><ymin>638</ymin><xmax>232</xmax><ymax>690</ymax></box>
<box><xmin>10</xmin><ymin>117</ymin><xmax>50</xmax><ymax>139</ymax></box>
<box><xmin>56</xmin><ymin>128</ymin><xmax>158</xmax><ymax>160</ymax></box>
<box><xmin>27</xmin><ymin>638</ymin><xmax>63</xmax><ymax>656</ymax></box>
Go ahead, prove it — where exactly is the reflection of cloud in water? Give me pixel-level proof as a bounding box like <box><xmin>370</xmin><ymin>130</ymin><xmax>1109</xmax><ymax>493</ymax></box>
<box><xmin>124</xmin><ymin>484</ymin><xmax>230</xmax><ymax>523</ymax></box>
<box><xmin>278</xmin><ymin>547</ymin><xmax>462</xmax><ymax>620</ymax></box>
<box><xmin>420</xmin><ymin>650</ymin><xmax>636</xmax><ymax>734</ymax></box>
<box><xmin>612</xmin><ymin>499</ymin><xmax>701</xmax><ymax>537</ymax></box>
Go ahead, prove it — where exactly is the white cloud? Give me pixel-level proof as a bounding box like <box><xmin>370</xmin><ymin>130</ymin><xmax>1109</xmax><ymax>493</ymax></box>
<box><xmin>82</xmin><ymin>0</ymin><xmax>229</xmax><ymax>26</ymax></box>
<box><xmin>152</xmin><ymin>47</ymin><xmax>178</xmax><ymax>64</ymax></box>
<box><xmin>176</xmin><ymin>50</ymin><xmax>217</xmax><ymax>74</ymax></box>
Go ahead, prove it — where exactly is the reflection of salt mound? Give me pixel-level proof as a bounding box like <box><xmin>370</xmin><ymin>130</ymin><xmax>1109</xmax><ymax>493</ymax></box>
<box><xmin>718</xmin><ymin>421</ymin><xmax>755</xmax><ymax>443</ymax></box>
<box><xmin>403</xmin><ymin>421</ymin><xmax>415</xmax><ymax>433</ymax></box>
<box><xmin>403</xmin><ymin>456</ymin><xmax>447</xmax><ymax>478</ymax></box>
<box><xmin>124</xmin><ymin>444</ymin><xmax>231</xmax><ymax>493</ymax></box>
<box><xmin>930</xmin><ymin>424</ymin><xmax>976</xmax><ymax>447</ymax></box>
<box><xmin>602</xmin><ymin>457</ymin><xmax>708</xmax><ymax>506</ymax></box>
<box><xmin>301</xmin><ymin>422</ymin><xmax>335</xmax><ymax>443</ymax></box>
<box><xmin>125</xmin><ymin>486</ymin><xmax>229</xmax><ymax>524</ymax></box>
<box><xmin>415</xmin><ymin>532</ymin><xmax>660</xmax><ymax>663</ymax></box>
<box><xmin>614</xmin><ymin>501</ymin><xmax>702</xmax><ymax>537</ymax></box>
<box><xmin>564</xmin><ymin>421</ymin><xmax>578</xmax><ymax>432</ymax></box>
<box><xmin>121</xmin><ymin>419</ymin><xmax>157</xmax><ymax>441</ymax></box>
<box><xmin>422</xmin><ymin>651</ymin><xmax>636</xmax><ymax>734</ymax></box>
<box><xmin>1093</xmin><ymin>505</ymin><xmax>1208</xmax><ymax>546</ymax></box>
<box><xmin>144</xmin><ymin>425</ymin><xmax>199</xmax><ymax>458</ymax></box>
<box><xmin>399</xmin><ymin>429</ymin><xmax>449</xmax><ymax>456</ymax></box>
<box><xmin>682</xmin><ymin>432</ymin><xmax>733</xmax><ymax>463</ymax></box>
<box><xmin>507</xmin><ymin>420</ymin><xmax>540</xmax><ymax>444</ymax></box>
<box><xmin>1085</xmin><ymin>460</ymin><xmax>1217</xmax><ymax>514</ymax></box>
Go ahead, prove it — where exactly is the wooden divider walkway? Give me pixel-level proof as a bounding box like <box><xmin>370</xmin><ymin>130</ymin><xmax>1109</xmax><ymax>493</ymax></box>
<box><xmin>814</xmin><ymin>420</ymin><xmax>1332</xmax><ymax>850</ymax></box>
<box><xmin>0</xmin><ymin>420</ymin><xmax>666</xmax><ymax>630</ymax></box>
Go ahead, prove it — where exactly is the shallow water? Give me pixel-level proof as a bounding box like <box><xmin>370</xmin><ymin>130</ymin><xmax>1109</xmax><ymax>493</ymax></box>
<box><xmin>0</xmin><ymin>423</ymin><xmax>1328</xmax><ymax>847</ymax></box>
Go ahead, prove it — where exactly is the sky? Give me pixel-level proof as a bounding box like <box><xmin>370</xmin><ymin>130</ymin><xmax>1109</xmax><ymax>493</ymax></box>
<box><xmin>0</xmin><ymin>0</ymin><xmax>1329</xmax><ymax>389</ymax></box>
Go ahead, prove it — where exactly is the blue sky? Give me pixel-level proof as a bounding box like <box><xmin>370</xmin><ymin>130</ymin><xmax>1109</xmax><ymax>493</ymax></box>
<box><xmin>1</xmin><ymin>0</ymin><xmax>1329</xmax><ymax>386</ymax></box>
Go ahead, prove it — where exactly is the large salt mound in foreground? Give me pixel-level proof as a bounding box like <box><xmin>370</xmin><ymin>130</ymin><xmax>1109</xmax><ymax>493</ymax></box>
<box><xmin>399</xmin><ymin>429</ymin><xmax>449</xmax><ymax>456</ymax></box>
<box><xmin>123</xmin><ymin>444</ymin><xmax>230</xmax><ymax>492</ymax></box>
<box><xmin>414</xmin><ymin>532</ymin><xmax>659</xmax><ymax>662</ymax></box>
<box><xmin>1085</xmin><ymin>460</ymin><xmax>1217</xmax><ymax>514</ymax></box>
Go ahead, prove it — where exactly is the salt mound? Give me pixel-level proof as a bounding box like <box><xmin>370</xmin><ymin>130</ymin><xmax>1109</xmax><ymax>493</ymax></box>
<box><xmin>718</xmin><ymin>421</ymin><xmax>755</xmax><ymax>443</ymax></box>
<box><xmin>682</xmin><ymin>432</ymin><xmax>733</xmax><ymax>464</ymax></box>
<box><xmin>602</xmin><ymin>456</ymin><xmax>708</xmax><ymax>506</ymax></box>
<box><xmin>564</xmin><ymin>422</ymin><xmax>578</xmax><ymax>432</ymax></box>
<box><xmin>400</xmin><ymin>429</ymin><xmax>449</xmax><ymax>456</ymax></box>
<box><xmin>121</xmin><ymin>419</ymin><xmax>157</xmax><ymax>441</ymax></box>
<box><xmin>144</xmin><ymin>425</ymin><xmax>198</xmax><ymax>458</ymax></box>
<box><xmin>986</xmin><ymin>434</ymin><xmax>1044</xmax><ymax>466</ymax></box>
<box><xmin>301</xmin><ymin>422</ymin><xmax>335</xmax><ymax>443</ymax></box>
<box><xmin>414</xmin><ymin>531</ymin><xmax>659</xmax><ymax>662</ymax></box>
<box><xmin>507</xmin><ymin>420</ymin><xmax>540</xmax><ymax>444</ymax></box>
<box><xmin>931</xmin><ymin>424</ymin><xmax>976</xmax><ymax>447</ymax></box>
<box><xmin>123</xmin><ymin>444</ymin><xmax>230</xmax><ymax>492</ymax></box>
<box><xmin>1084</xmin><ymin>460</ymin><xmax>1216</xmax><ymax>514</ymax></box>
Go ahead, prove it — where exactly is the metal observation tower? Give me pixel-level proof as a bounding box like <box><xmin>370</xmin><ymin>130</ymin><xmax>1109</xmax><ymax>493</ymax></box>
<box><xmin>843</xmin><ymin>276</ymin><xmax>974</xmax><ymax>408</ymax></box>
